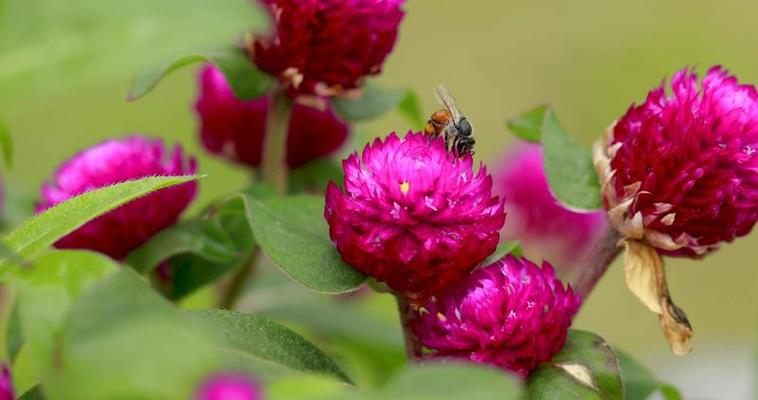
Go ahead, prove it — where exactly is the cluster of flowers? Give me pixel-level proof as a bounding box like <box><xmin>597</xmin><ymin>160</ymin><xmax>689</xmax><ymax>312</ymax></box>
<box><xmin>8</xmin><ymin>0</ymin><xmax>757</xmax><ymax>394</ymax></box>
<box><xmin>324</xmin><ymin>66</ymin><xmax>758</xmax><ymax>376</ymax></box>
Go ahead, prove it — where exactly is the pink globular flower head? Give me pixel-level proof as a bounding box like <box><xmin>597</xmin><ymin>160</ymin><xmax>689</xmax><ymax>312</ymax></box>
<box><xmin>410</xmin><ymin>255</ymin><xmax>581</xmax><ymax>378</ymax></box>
<box><xmin>251</xmin><ymin>0</ymin><xmax>405</xmax><ymax>97</ymax></box>
<box><xmin>37</xmin><ymin>136</ymin><xmax>198</xmax><ymax>259</ymax></box>
<box><xmin>325</xmin><ymin>132</ymin><xmax>506</xmax><ymax>296</ymax></box>
<box><xmin>0</xmin><ymin>364</ymin><xmax>13</xmax><ymax>400</ymax></box>
<box><xmin>195</xmin><ymin>373</ymin><xmax>261</xmax><ymax>400</ymax></box>
<box><xmin>495</xmin><ymin>142</ymin><xmax>608</xmax><ymax>279</ymax></box>
<box><xmin>595</xmin><ymin>66</ymin><xmax>758</xmax><ymax>257</ymax></box>
<box><xmin>195</xmin><ymin>65</ymin><xmax>349</xmax><ymax>168</ymax></box>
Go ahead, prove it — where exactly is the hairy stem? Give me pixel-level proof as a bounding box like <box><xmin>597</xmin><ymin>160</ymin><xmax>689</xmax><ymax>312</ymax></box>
<box><xmin>396</xmin><ymin>296</ymin><xmax>422</xmax><ymax>360</ymax></box>
<box><xmin>219</xmin><ymin>247</ymin><xmax>260</xmax><ymax>310</ymax></box>
<box><xmin>572</xmin><ymin>227</ymin><xmax>623</xmax><ymax>300</ymax></box>
<box><xmin>260</xmin><ymin>90</ymin><xmax>292</xmax><ymax>194</ymax></box>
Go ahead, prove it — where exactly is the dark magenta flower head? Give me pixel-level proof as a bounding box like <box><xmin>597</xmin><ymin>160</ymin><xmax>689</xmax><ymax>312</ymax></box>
<box><xmin>495</xmin><ymin>142</ymin><xmax>608</xmax><ymax>279</ymax></box>
<box><xmin>0</xmin><ymin>364</ymin><xmax>13</xmax><ymax>400</ymax></box>
<box><xmin>251</xmin><ymin>0</ymin><xmax>405</xmax><ymax>97</ymax></box>
<box><xmin>37</xmin><ymin>136</ymin><xmax>198</xmax><ymax>259</ymax></box>
<box><xmin>325</xmin><ymin>132</ymin><xmax>506</xmax><ymax>296</ymax></box>
<box><xmin>410</xmin><ymin>255</ymin><xmax>581</xmax><ymax>378</ymax></box>
<box><xmin>195</xmin><ymin>65</ymin><xmax>349</xmax><ymax>168</ymax></box>
<box><xmin>195</xmin><ymin>372</ymin><xmax>261</xmax><ymax>400</ymax></box>
<box><xmin>596</xmin><ymin>66</ymin><xmax>758</xmax><ymax>257</ymax></box>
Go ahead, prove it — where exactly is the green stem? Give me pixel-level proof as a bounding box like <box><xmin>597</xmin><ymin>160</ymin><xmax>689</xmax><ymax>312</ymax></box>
<box><xmin>572</xmin><ymin>227</ymin><xmax>623</xmax><ymax>300</ymax></box>
<box><xmin>396</xmin><ymin>295</ymin><xmax>422</xmax><ymax>360</ymax></box>
<box><xmin>219</xmin><ymin>247</ymin><xmax>260</xmax><ymax>310</ymax></box>
<box><xmin>0</xmin><ymin>285</ymin><xmax>16</xmax><ymax>360</ymax></box>
<box><xmin>260</xmin><ymin>90</ymin><xmax>292</xmax><ymax>194</ymax></box>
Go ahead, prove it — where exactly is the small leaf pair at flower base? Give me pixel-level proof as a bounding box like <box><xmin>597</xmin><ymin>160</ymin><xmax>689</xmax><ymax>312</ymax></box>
<box><xmin>594</xmin><ymin>66</ymin><xmax>758</xmax><ymax>354</ymax></box>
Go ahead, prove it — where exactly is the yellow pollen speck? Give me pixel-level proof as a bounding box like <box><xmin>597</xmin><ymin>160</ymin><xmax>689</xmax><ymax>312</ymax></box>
<box><xmin>400</xmin><ymin>181</ymin><xmax>410</xmax><ymax>195</ymax></box>
<box><xmin>436</xmin><ymin>312</ymin><xmax>447</xmax><ymax>322</ymax></box>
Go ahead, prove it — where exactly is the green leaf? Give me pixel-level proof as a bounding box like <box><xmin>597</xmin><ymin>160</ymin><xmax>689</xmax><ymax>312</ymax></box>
<box><xmin>617</xmin><ymin>350</ymin><xmax>683</xmax><ymax>400</ymax></box>
<box><xmin>18</xmin><ymin>385</ymin><xmax>45</xmax><ymax>400</ymax></box>
<box><xmin>47</xmin><ymin>269</ymin><xmax>226</xmax><ymax>400</ymax></box>
<box><xmin>0</xmin><ymin>241</ymin><xmax>23</xmax><ymax>265</ymax></box>
<box><xmin>506</xmin><ymin>105</ymin><xmax>548</xmax><ymax>143</ymax></box>
<box><xmin>128</xmin><ymin>47</ymin><xmax>274</xmax><ymax>101</ymax></box>
<box><xmin>508</xmin><ymin>106</ymin><xmax>601</xmax><ymax>210</ymax></box>
<box><xmin>190</xmin><ymin>309</ymin><xmax>351</xmax><ymax>383</ymax></box>
<box><xmin>528</xmin><ymin>330</ymin><xmax>623</xmax><ymax>400</ymax></box>
<box><xmin>542</xmin><ymin>108</ymin><xmax>601</xmax><ymax>210</ymax></box>
<box><xmin>481</xmin><ymin>241</ymin><xmax>520</xmax><ymax>266</ymax></box>
<box><xmin>332</xmin><ymin>84</ymin><xmax>415</xmax><ymax>123</ymax></box>
<box><xmin>289</xmin><ymin>159</ymin><xmax>344</xmax><ymax>194</ymax></box>
<box><xmin>10</xmin><ymin>251</ymin><xmax>118</xmax><ymax>376</ymax></box>
<box><xmin>268</xmin><ymin>363</ymin><xmax>523</xmax><ymax>400</ymax></box>
<box><xmin>374</xmin><ymin>363</ymin><xmax>522</xmax><ymax>400</ymax></box>
<box><xmin>247</xmin><ymin>195</ymin><xmax>366</xmax><ymax>293</ymax></box>
<box><xmin>0</xmin><ymin>0</ymin><xmax>267</xmax><ymax>99</ymax></box>
<box><xmin>397</xmin><ymin>90</ymin><xmax>425</xmax><ymax>129</ymax></box>
<box><xmin>6</xmin><ymin>300</ymin><xmax>23</xmax><ymax>362</ymax></box>
<box><xmin>0</xmin><ymin>118</ymin><xmax>13</xmax><ymax>168</ymax></box>
<box><xmin>0</xmin><ymin>175</ymin><xmax>200</xmax><ymax>276</ymax></box>
<box><xmin>617</xmin><ymin>350</ymin><xmax>657</xmax><ymax>400</ymax></box>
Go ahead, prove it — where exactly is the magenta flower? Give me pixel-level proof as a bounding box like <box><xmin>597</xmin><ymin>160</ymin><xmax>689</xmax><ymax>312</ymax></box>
<box><xmin>195</xmin><ymin>65</ymin><xmax>349</xmax><ymax>168</ymax></box>
<box><xmin>410</xmin><ymin>255</ymin><xmax>581</xmax><ymax>378</ymax></box>
<box><xmin>325</xmin><ymin>132</ymin><xmax>505</xmax><ymax>296</ymax></box>
<box><xmin>251</xmin><ymin>0</ymin><xmax>405</xmax><ymax>97</ymax></box>
<box><xmin>37</xmin><ymin>136</ymin><xmax>198</xmax><ymax>259</ymax></box>
<box><xmin>0</xmin><ymin>365</ymin><xmax>13</xmax><ymax>400</ymax></box>
<box><xmin>495</xmin><ymin>143</ymin><xmax>608</xmax><ymax>279</ymax></box>
<box><xmin>596</xmin><ymin>66</ymin><xmax>758</xmax><ymax>256</ymax></box>
<box><xmin>195</xmin><ymin>373</ymin><xmax>261</xmax><ymax>400</ymax></box>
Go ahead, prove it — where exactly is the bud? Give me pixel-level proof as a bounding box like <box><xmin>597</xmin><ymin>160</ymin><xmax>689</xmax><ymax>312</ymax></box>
<box><xmin>37</xmin><ymin>136</ymin><xmax>197</xmax><ymax>259</ymax></box>
<box><xmin>325</xmin><ymin>132</ymin><xmax>505</xmax><ymax>296</ymax></box>
<box><xmin>410</xmin><ymin>255</ymin><xmax>580</xmax><ymax>377</ymax></box>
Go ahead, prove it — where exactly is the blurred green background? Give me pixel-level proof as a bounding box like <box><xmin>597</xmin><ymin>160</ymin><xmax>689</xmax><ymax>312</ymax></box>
<box><xmin>2</xmin><ymin>1</ymin><xmax>757</xmax><ymax>398</ymax></box>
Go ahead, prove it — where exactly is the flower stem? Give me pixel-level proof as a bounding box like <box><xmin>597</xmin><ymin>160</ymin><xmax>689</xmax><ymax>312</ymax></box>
<box><xmin>219</xmin><ymin>247</ymin><xmax>260</xmax><ymax>310</ymax></box>
<box><xmin>572</xmin><ymin>227</ymin><xmax>623</xmax><ymax>300</ymax></box>
<box><xmin>396</xmin><ymin>296</ymin><xmax>422</xmax><ymax>360</ymax></box>
<box><xmin>260</xmin><ymin>90</ymin><xmax>292</xmax><ymax>194</ymax></box>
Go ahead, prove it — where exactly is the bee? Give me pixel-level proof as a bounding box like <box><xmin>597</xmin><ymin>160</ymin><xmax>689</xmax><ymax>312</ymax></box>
<box><xmin>424</xmin><ymin>84</ymin><xmax>475</xmax><ymax>157</ymax></box>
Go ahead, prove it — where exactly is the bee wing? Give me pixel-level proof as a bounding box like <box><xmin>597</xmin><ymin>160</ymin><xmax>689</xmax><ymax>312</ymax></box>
<box><xmin>434</xmin><ymin>84</ymin><xmax>463</xmax><ymax>123</ymax></box>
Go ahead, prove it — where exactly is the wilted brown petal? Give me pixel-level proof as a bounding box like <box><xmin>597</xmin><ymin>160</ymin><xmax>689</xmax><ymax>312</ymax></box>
<box><xmin>622</xmin><ymin>239</ymin><xmax>693</xmax><ymax>355</ymax></box>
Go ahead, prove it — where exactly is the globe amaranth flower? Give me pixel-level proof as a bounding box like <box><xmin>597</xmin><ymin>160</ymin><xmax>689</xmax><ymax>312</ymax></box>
<box><xmin>196</xmin><ymin>65</ymin><xmax>349</xmax><ymax>168</ymax></box>
<box><xmin>595</xmin><ymin>66</ymin><xmax>758</xmax><ymax>257</ymax></box>
<box><xmin>495</xmin><ymin>142</ymin><xmax>608</xmax><ymax>279</ymax></box>
<box><xmin>325</xmin><ymin>132</ymin><xmax>505</xmax><ymax>296</ymax></box>
<box><xmin>195</xmin><ymin>373</ymin><xmax>261</xmax><ymax>400</ymax></box>
<box><xmin>251</xmin><ymin>0</ymin><xmax>405</xmax><ymax>97</ymax></box>
<box><xmin>410</xmin><ymin>255</ymin><xmax>581</xmax><ymax>378</ymax></box>
<box><xmin>0</xmin><ymin>364</ymin><xmax>13</xmax><ymax>400</ymax></box>
<box><xmin>37</xmin><ymin>136</ymin><xmax>197</xmax><ymax>259</ymax></box>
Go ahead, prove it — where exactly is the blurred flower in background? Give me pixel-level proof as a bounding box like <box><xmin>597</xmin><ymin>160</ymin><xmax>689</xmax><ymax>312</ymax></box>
<box><xmin>37</xmin><ymin>136</ymin><xmax>198</xmax><ymax>259</ymax></box>
<box><xmin>494</xmin><ymin>142</ymin><xmax>607</xmax><ymax>280</ymax></box>
<box><xmin>195</xmin><ymin>372</ymin><xmax>261</xmax><ymax>400</ymax></box>
<box><xmin>0</xmin><ymin>365</ymin><xmax>13</xmax><ymax>400</ymax></box>
<box><xmin>411</xmin><ymin>255</ymin><xmax>580</xmax><ymax>378</ymax></box>
<box><xmin>325</xmin><ymin>132</ymin><xmax>505</xmax><ymax>296</ymax></box>
<box><xmin>250</xmin><ymin>0</ymin><xmax>406</xmax><ymax>97</ymax></box>
<box><xmin>195</xmin><ymin>65</ymin><xmax>349</xmax><ymax>169</ymax></box>
<box><xmin>596</xmin><ymin>66</ymin><xmax>758</xmax><ymax>257</ymax></box>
